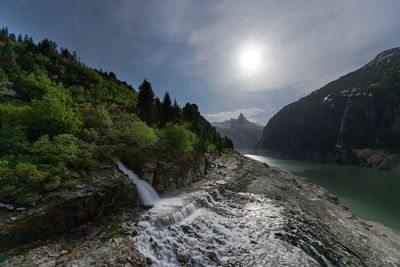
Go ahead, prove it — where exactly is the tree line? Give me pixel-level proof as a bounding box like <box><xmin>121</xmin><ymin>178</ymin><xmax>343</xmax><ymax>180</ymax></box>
<box><xmin>0</xmin><ymin>26</ymin><xmax>233</xmax><ymax>207</ymax></box>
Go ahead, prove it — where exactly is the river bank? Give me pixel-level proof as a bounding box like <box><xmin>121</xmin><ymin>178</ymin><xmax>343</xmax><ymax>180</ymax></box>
<box><xmin>4</xmin><ymin>152</ymin><xmax>400</xmax><ymax>266</ymax></box>
<box><xmin>244</xmin><ymin>153</ymin><xmax>400</xmax><ymax>230</ymax></box>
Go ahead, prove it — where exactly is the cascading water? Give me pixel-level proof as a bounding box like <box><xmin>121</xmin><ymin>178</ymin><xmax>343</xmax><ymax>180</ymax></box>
<box><xmin>115</xmin><ymin>160</ymin><xmax>160</xmax><ymax>207</ymax></box>
<box><xmin>116</xmin><ymin>162</ymin><xmax>320</xmax><ymax>266</ymax></box>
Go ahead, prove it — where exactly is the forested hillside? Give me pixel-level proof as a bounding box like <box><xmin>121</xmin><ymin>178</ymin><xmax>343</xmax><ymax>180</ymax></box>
<box><xmin>0</xmin><ymin>27</ymin><xmax>232</xmax><ymax>207</ymax></box>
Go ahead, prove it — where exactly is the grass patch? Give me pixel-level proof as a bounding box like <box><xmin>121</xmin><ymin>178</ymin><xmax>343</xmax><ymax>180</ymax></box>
<box><xmin>61</xmin><ymin>243</ymin><xmax>73</xmax><ymax>252</ymax></box>
<box><xmin>102</xmin><ymin>223</ymin><xmax>126</xmax><ymax>240</ymax></box>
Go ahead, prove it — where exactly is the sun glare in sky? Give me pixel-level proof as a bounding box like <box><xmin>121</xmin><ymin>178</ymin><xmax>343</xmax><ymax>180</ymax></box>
<box><xmin>238</xmin><ymin>44</ymin><xmax>265</xmax><ymax>76</ymax></box>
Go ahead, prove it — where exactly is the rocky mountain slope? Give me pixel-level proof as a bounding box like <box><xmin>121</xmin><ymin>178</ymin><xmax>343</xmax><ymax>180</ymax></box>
<box><xmin>213</xmin><ymin>113</ymin><xmax>263</xmax><ymax>149</ymax></box>
<box><xmin>257</xmin><ymin>48</ymin><xmax>400</xmax><ymax>170</ymax></box>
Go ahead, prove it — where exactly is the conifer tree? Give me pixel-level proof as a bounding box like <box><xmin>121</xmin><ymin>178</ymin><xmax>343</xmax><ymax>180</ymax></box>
<box><xmin>172</xmin><ymin>99</ymin><xmax>182</xmax><ymax>123</ymax></box>
<box><xmin>137</xmin><ymin>79</ymin><xmax>156</xmax><ymax>126</ymax></box>
<box><xmin>161</xmin><ymin>92</ymin><xmax>173</xmax><ymax>125</ymax></box>
<box><xmin>155</xmin><ymin>97</ymin><xmax>162</xmax><ymax>126</ymax></box>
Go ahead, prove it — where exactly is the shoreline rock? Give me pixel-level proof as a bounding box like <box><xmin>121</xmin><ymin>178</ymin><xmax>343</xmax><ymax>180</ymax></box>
<box><xmin>3</xmin><ymin>152</ymin><xmax>400</xmax><ymax>266</ymax></box>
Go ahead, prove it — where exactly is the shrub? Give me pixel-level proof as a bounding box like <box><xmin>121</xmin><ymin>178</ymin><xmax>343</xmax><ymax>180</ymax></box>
<box><xmin>107</xmin><ymin>113</ymin><xmax>158</xmax><ymax>161</ymax></box>
<box><xmin>30</xmin><ymin>87</ymin><xmax>82</xmax><ymax>138</ymax></box>
<box><xmin>32</xmin><ymin>134</ymin><xmax>94</xmax><ymax>170</ymax></box>
<box><xmin>157</xmin><ymin>123</ymin><xmax>197</xmax><ymax>159</ymax></box>
<box><xmin>0</xmin><ymin>123</ymin><xmax>30</xmax><ymax>154</ymax></box>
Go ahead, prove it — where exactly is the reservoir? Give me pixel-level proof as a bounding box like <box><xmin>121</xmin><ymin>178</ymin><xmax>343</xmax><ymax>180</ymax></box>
<box><xmin>244</xmin><ymin>153</ymin><xmax>400</xmax><ymax>230</ymax></box>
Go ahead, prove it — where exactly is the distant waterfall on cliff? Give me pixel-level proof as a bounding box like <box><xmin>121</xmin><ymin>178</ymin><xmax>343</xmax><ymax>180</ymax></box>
<box><xmin>115</xmin><ymin>160</ymin><xmax>160</xmax><ymax>207</ymax></box>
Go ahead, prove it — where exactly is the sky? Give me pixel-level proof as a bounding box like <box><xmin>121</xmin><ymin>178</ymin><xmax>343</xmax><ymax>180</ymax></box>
<box><xmin>1</xmin><ymin>0</ymin><xmax>400</xmax><ymax>125</ymax></box>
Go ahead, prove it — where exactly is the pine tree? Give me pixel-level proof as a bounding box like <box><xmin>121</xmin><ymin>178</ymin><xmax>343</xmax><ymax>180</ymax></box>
<box><xmin>161</xmin><ymin>92</ymin><xmax>173</xmax><ymax>126</ymax></box>
<box><xmin>38</xmin><ymin>39</ymin><xmax>58</xmax><ymax>56</ymax></box>
<box><xmin>183</xmin><ymin>103</ymin><xmax>200</xmax><ymax>123</ymax></box>
<box><xmin>137</xmin><ymin>79</ymin><xmax>156</xmax><ymax>126</ymax></box>
<box><xmin>154</xmin><ymin>97</ymin><xmax>162</xmax><ymax>126</ymax></box>
<box><xmin>172</xmin><ymin>99</ymin><xmax>182</xmax><ymax>123</ymax></box>
<box><xmin>0</xmin><ymin>27</ymin><xmax>8</xmax><ymax>41</ymax></box>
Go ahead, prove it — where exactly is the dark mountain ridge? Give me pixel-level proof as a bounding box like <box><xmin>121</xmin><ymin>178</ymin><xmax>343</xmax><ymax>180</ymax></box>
<box><xmin>256</xmin><ymin>47</ymin><xmax>400</xmax><ymax>170</ymax></box>
<box><xmin>213</xmin><ymin>113</ymin><xmax>263</xmax><ymax>149</ymax></box>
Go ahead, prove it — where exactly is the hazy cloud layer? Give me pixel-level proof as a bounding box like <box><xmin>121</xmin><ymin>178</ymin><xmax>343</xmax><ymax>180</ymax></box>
<box><xmin>2</xmin><ymin>0</ymin><xmax>400</xmax><ymax>124</ymax></box>
<box><xmin>206</xmin><ymin>107</ymin><xmax>270</xmax><ymax>123</ymax></box>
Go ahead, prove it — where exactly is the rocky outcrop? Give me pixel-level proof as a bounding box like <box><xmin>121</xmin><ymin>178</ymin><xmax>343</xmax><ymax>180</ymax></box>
<box><xmin>213</xmin><ymin>113</ymin><xmax>263</xmax><ymax>149</ymax></box>
<box><xmin>138</xmin><ymin>154</ymin><xmax>207</xmax><ymax>193</ymax></box>
<box><xmin>257</xmin><ymin>48</ymin><xmax>400</xmax><ymax>170</ymax></box>
<box><xmin>0</xmin><ymin>154</ymin><xmax>209</xmax><ymax>252</ymax></box>
<box><xmin>0</xmin><ymin>167</ymin><xmax>138</xmax><ymax>251</ymax></box>
<box><xmin>4</xmin><ymin>153</ymin><xmax>400</xmax><ymax>266</ymax></box>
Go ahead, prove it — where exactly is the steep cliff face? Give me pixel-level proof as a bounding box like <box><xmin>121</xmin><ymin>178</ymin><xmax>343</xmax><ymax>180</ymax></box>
<box><xmin>0</xmin><ymin>167</ymin><xmax>139</xmax><ymax>251</ymax></box>
<box><xmin>0</xmin><ymin>155</ymin><xmax>209</xmax><ymax>251</ymax></box>
<box><xmin>257</xmin><ymin>48</ymin><xmax>400</xmax><ymax>168</ymax></box>
<box><xmin>136</xmin><ymin>154</ymin><xmax>207</xmax><ymax>193</ymax></box>
<box><xmin>213</xmin><ymin>113</ymin><xmax>263</xmax><ymax>149</ymax></box>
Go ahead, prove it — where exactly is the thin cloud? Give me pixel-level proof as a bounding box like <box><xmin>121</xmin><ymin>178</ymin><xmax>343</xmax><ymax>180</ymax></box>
<box><xmin>206</xmin><ymin>107</ymin><xmax>272</xmax><ymax>123</ymax></box>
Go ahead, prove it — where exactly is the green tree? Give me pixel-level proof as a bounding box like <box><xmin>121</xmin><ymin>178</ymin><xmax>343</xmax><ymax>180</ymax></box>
<box><xmin>15</xmin><ymin>68</ymin><xmax>54</xmax><ymax>101</ymax></box>
<box><xmin>172</xmin><ymin>100</ymin><xmax>182</xmax><ymax>123</ymax></box>
<box><xmin>182</xmin><ymin>103</ymin><xmax>200</xmax><ymax>123</ymax></box>
<box><xmin>0</xmin><ymin>124</ymin><xmax>30</xmax><ymax>154</ymax></box>
<box><xmin>37</xmin><ymin>38</ymin><xmax>58</xmax><ymax>56</ymax></box>
<box><xmin>32</xmin><ymin>134</ymin><xmax>93</xmax><ymax>169</ymax></box>
<box><xmin>154</xmin><ymin>97</ymin><xmax>162</xmax><ymax>126</ymax></box>
<box><xmin>157</xmin><ymin>124</ymin><xmax>197</xmax><ymax>158</ymax></box>
<box><xmin>137</xmin><ymin>79</ymin><xmax>156</xmax><ymax>126</ymax></box>
<box><xmin>30</xmin><ymin>87</ymin><xmax>82</xmax><ymax>138</ymax></box>
<box><xmin>107</xmin><ymin>113</ymin><xmax>158</xmax><ymax>161</ymax></box>
<box><xmin>161</xmin><ymin>92</ymin><xmax>173</xmax><ymax>126</ymax></box>
<box><xmin>0</xmin><ymin>41</ymin><xmax>19</xmax><ymax>78</ymax></box>
<box><xmin>0</xmin><ymin>67</ymin><xmax>7</xmax><ymax>92</ymax></box>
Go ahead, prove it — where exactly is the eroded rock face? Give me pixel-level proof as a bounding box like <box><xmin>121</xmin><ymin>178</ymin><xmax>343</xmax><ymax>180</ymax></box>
<box><xmin>0</xmin><ymin>155</ymin><xmax>209</xmax><ymax>252</ymax></box>
<box><xmin>257</xmin><ymin>48</ymin><xmax>400</xmax><ymax>170</ymax></box>
<box><xmin>0</xmin><ymin>168</ymin><xmax>138</xmax><ymax>251</ymax></box>
<box><xmin>134</xmin><ymin>154</ymin><xmax>207</xmax><ymax>193</ymax></box>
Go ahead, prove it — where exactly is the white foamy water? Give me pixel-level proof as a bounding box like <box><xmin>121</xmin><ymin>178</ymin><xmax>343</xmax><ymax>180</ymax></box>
<box><xmin>130</xmin><ymin>188</ymin><xmax>320</xmax><ymax>266</ymax></box>
<box><xmin>116</xmin><ymin>160</ymin><xmax>160</xmax><ymax>207</ymax></box>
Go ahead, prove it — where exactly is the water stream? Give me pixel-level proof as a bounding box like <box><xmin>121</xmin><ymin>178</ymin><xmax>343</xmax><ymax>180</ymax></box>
<box><xmin>116</xmin><ymin>161</ymin><xmax>320</xmax><ymax>266</ymax></box>
<box><xmin>115</xmin><ymin>160</ymin><xmax>160</xmax><ymax>207</ymax></box>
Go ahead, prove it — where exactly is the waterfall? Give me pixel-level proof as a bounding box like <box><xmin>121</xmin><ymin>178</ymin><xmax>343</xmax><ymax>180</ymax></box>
<box><xmin>115</xmin><ymin>160</ymin><xmax>160</xmax><ymax>207</ymax></box>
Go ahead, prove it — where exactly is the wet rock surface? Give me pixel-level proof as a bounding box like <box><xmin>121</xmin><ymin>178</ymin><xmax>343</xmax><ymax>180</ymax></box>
<box><xmin>3</xmin><ymin>152</ymin><xmax>400</xmax><ymax>266</ymax></box>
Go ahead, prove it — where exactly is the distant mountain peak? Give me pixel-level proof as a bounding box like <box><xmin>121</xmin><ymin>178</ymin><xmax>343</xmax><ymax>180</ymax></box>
<box><xmin>212</xmin><ymin>112</ymin><xmax>263</xmax><ymax>149</ymax></box>
<box><xmin>237</xmin><ymin>113</ymin><xmax>247</xmax><ymax>122</ymax></box>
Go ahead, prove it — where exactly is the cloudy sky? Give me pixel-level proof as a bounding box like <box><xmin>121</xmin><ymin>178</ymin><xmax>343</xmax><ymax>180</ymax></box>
<box><xmin>1</xmin><ymin>0</ymin><xmax>400</xmax><ymax>124</ymax></box>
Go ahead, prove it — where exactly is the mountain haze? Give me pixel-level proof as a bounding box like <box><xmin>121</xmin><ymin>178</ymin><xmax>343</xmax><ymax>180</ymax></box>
<box><xmin>213</xmin><ymin>113</ymin><xmax>263</xmax><ymax>149</ymax></box>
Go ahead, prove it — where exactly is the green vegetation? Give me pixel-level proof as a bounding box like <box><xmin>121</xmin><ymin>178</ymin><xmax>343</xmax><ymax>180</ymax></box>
<box><xmin>102</xmin><ymin>223</ymin><xmax>126</xmax><ymax>240</ymax></box>
<box><xmin>0</xmin><ymin>27</ymin><xmax>232</xmax><ymax>207</ymax></box>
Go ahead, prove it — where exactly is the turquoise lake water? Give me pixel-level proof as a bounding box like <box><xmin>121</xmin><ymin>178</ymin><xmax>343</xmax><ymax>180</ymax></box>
<box><xmin>244</xmin><ymin>153</ymin><xmax>400</xmax><ymax>230</ymax></box>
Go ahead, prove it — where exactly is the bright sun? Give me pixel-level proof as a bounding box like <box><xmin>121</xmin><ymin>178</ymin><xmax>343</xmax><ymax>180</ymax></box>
<box><xmin>239</xmin><ymin>45</ymin><xmax>264</xmax><ymax>75</ymax></box>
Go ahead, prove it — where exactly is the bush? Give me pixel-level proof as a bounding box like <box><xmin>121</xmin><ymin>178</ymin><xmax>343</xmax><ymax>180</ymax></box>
<box><xmin>107</xmin><ymin>113</ymin><xmax>158</xmax><ymax>161</ymax></box>
<box><xmin>0</xmin><ymin>123</ymin><xmax>30</xmax><ymax>154</ymax></box>
<box><xmin>157</xmin><ymin>123</ymin><xmax>197</xmax><ymax>159</ymax></box>
<box><xmin>0</xmin><ymin>161</ymin><xmax>48</xmax><ymax>205</ymax></box>
<box><xmin>0</xmin><ymin>103</ymin><xmax>32</xmax><ymax>125</ymax></box>
<box><xmin>32</xmin><ymin>134</ymin><xmax>94</xmax><ymax>170</ymax></box>
<box><xmin>14</xmin><ymin>68</ymin><xmax>53</xmax><ymax>101</ymax></box>
<box><xmin>30</xmin><ymin>87</ymin><xmax>82</xmax><ymax>138</ymax></box>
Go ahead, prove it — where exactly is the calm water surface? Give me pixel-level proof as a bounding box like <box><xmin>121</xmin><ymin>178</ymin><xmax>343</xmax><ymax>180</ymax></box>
<box><xmin>244</xmin><ymin>153</ymin><xmax>400</xmax><ymax>230</ymax></box>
